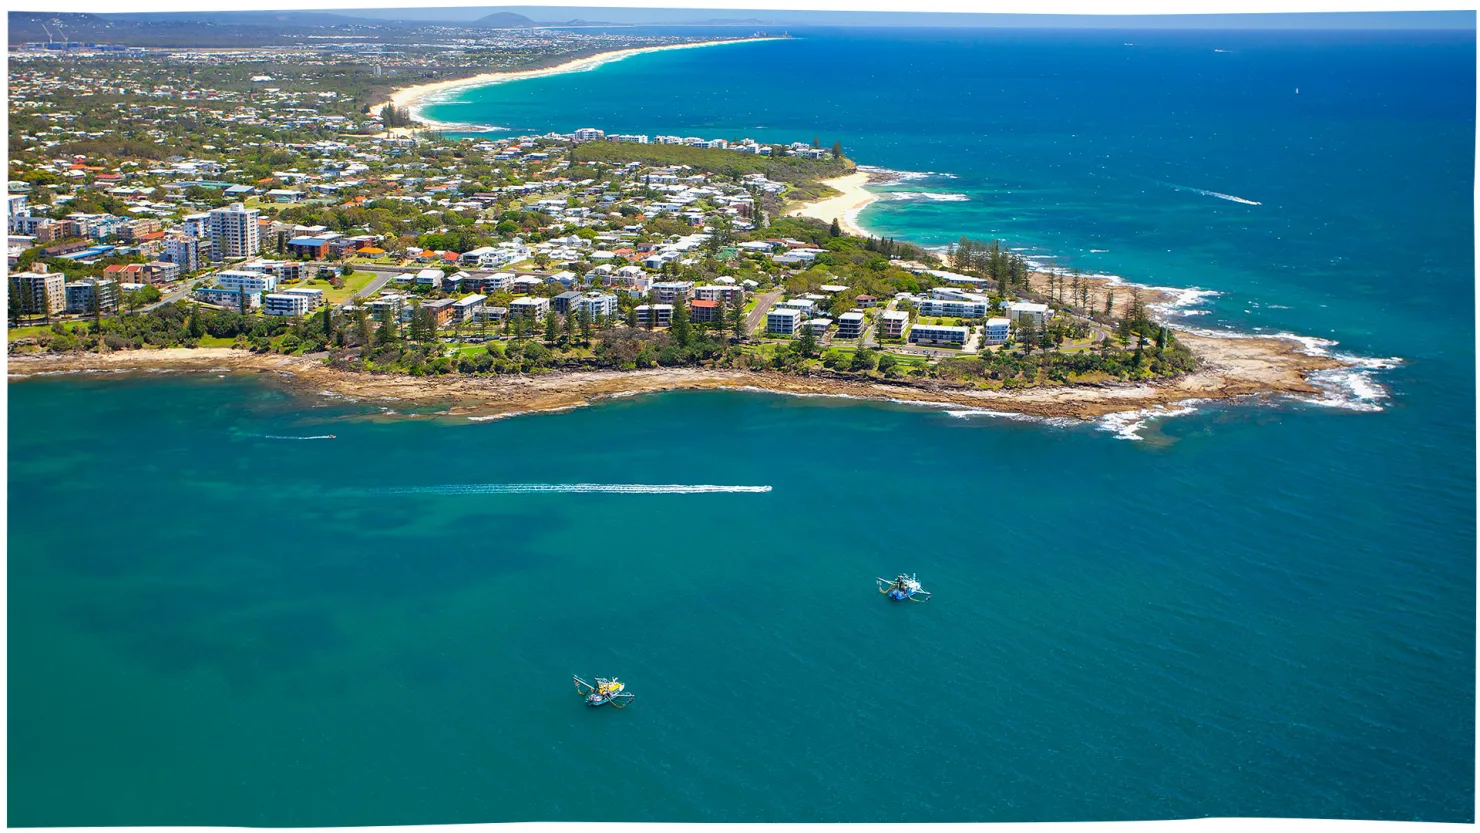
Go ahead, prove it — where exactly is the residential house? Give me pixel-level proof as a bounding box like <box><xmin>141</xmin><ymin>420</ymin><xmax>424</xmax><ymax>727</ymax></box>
<box><xmin>263</xmin><ymin>293</ymin><xmax>312</xmax><ymax>317</ymax></box>
<box><xmin>634</xmin><ymin>303</ymin><xmax>674</xmax><ymax>327</ymax></box>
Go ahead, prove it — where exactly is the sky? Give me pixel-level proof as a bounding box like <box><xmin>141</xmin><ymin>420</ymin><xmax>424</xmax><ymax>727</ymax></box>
<box><xmin>334</xmin><ymin>7</ymin><xmax>1477</xmax><ymax>27</ymax></box>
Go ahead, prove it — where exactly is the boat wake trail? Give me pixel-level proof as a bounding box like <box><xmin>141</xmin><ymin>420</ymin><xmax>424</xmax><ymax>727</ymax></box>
<box><xmin>371</xmin><ymin>483</ymin><xmax>772</xmax><ymax>495</ymax></box>
<box><xmin>255</xmin><ymin>434</ymin><xmax>336</xmax><ymax>440</ymax></box>
<box><xmin>1160</xmin><ymin>180</ymin><xmax>1262</xmax><ymax>206</ymax></box>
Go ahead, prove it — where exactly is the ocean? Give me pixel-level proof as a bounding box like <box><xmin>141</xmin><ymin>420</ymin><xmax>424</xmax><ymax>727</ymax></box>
<box><xmin>9</xmin><ymin>25</ymin><xmax>1475</xmax><ymax>824</ymax></box>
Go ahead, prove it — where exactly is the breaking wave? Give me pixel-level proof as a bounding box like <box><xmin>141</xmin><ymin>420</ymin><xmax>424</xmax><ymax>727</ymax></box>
<box><xmin>371</xmin><ymin>483</ymin><xmax>772</xmax><ymax>495</ymax></box>
<box><xmin>1097</xmin><ymin>401</ymin><xmax>1210</xmax><ymax>441</ymax></box>
<box><xmin>468</xmin><ymin>403</ymin><xmax>589</xmax><ymax>421</ymax></box>
<box><xmin>856</xmin><ymin>165</ymin><xmax>956</xmax><ymax>185</ymax></box>
<box><xmin>883</xmin><ymin>191</ymin><xmax>970</xmax><ymax>202</ymax></box>
<box><xmin>255</xmin><ymin>434</ymin><xmax>337</xmax><ymax>440</ymax></box>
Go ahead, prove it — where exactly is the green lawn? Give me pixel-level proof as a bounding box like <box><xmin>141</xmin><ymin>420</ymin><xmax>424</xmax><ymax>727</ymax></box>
<box><xmin>7</xmin><ymin>324</ymin><xmax>54</xmax><ymax>342</ymax></box>
<box><xmin>323</xmin><ymin>271</ymin><xmax>379</xmax><ymax>304</ymax></box>
<box><xmin>196</xmin><ymin>335</ymin><xmax>238</xmax><ymax>347</ymax></box>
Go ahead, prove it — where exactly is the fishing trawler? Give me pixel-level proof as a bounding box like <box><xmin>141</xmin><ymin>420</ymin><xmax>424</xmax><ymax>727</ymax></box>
<box><xmin>574</xmin><ymin>675</ymin><xmax>634</xmax><ymax>708</ymax></box>
<box><xmin>877</xmin><ymin>573</ymin><xmax>932</xmax><ymax>602</ymax></box>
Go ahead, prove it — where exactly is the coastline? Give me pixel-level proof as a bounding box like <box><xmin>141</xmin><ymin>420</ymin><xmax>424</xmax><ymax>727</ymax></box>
<box><xmin>784</xmin><ymin>171</ymin><xmax>883</xmax><ymax>236</ymax></box>
<box><xmin>374</xmin><ymin>36</ymin><xmax>784</xmax><ymax>127</ymax></box>
<box><xmin>7</xmin><ymin>338</ymin><xmax>1344</xmax><ymax>424</ymax></box>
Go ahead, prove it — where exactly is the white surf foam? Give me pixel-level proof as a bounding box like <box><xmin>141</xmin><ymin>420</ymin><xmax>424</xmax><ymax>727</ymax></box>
<box><xmin>883</xmin><ymin>191</ymin><xmax>970</xmax><ymax>203</ymax></box>
<box><xmin>257</xmin><ymin>434</ymin><xmax>336</xmax><ymax>440</ymax></box>
<box><xmin>467</xmin><ymin>403</ymin><xmax>588</xmax><ymax>421</ymax></box>
<box><xmin>376</xmin><ymin>483</ymin><xmax>771</xmax><ymax>495</ymax></box>
<box><xmin>1096</xmin><ymin>400</ymin><xmax>1209</xmax><ymax>441</ymax></box>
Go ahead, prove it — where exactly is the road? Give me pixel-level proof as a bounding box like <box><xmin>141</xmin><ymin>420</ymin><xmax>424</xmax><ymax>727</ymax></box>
<box><xmin>743</xmin><ymin>288</ymin><xmax>784</xmax><ymax>338</ymax></box>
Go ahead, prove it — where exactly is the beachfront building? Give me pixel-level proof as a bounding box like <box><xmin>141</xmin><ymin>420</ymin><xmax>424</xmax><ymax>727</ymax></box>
<box><xmin>163</xmin><ymin>234</ymin><xmax>205</xmax><ymax>274</ymax></box>
<box><xmin>510</xmin><ymin>296</ymin><xmax>550</xmax><ymax>320</ymax></box>
<box><xmin>908</xmin><ymin>323</ymin><xmax>969</xmax><ymax>346</ymax></box>
<box><xmin>453</xmin><ymin>294</ymin><xmax>486</xmax><ymax>323</ymax></box>
<box><xmin>693</xmin><ymin>284</ymin><xmax>744</xmax><ymax>305</ymax></box>
<box><xmin>64</xmin><ymin>277</ymin><xmax>120</xmax><ymax>314</ymax></box>
<box><xmin>767</xmin><ymin>307</ymin><xmax>803</xmax><ymax>336</ymax></box>
<box><xmin>1006</xmin><ymin>301</ymin><xmax>1050</xmax><ymax>330</ymax></box>
<box><xmin>836</xmin><ymin>311</ymin><xmax>865</xmax><ymax>339</ymax></box>
<box><xmin>551</xmin><ymin>290</ymin><xmax>583</xmax><ymax>315</ymax></box>
<box><xmin>634</xmin><ymin>304</ymin><xmax>674</xmax><ymax>328</ymax></box>
<box><xmin>983</xmin><ymin>318</ymin><xmax>1011</xmax><ymax>346</ymax></box>
<box><xmin>805</xmin><ymin>318</ymin><xmax>832</xmax><ymax>337</ymax></box>
<box><xmin>208</xmin><ymin>203</ymin><xmax>260</xmax><ymax>259</ymax></box>
<box><xmin>878</xmin><ymin>310</ymin><xmax>910</xmax><ymax>340</ymax></box>
<box><xmin>421</xmin><ymin>298</ymin><xmax>457</xmax><ymax>327</ymax></box>
<box><xmin>11</xmin><ymin>267</ymin><xmax>65</xmax><ymax>318</ymax></box>
<box><xmin>365</xmin><ymin>294</ymin><xmax>408</xmax><ymax>321</ymax></box>
<box><xmin>263</xmin><ymin>292</ymin><xmax>312</xmax><ymax>317</ymax></box>
<box><xmin>918</xmin><ymin>297</ymin><xmax>992</xmax><ymax>319</ymax></box>
<box><xmin>574</xmin><ymin>292</ymin><xmax>619</xmax><ymax>320</ymax></box>
<box><xmin>283</xmin><ymin>287</ymin><xmax>325</xmax><ymax>311</ymax></box>
<box><xmin>415</xmin><ymin>268</ymin><xmax>445</xmax><ymax>289</ymax></box>
<box><xmin>196</xmin><ymin>286</ymin><xmax>261</xmax><ymax>309</ymax></box>
<box><xmin>216</xmin><ymin>270</ymin><xmax>277</xmax><ymax>295</ymax></box>
<box><xmin>651</xmin><ymin>281</ymin><xmax>694</xmax><ymax>303</ymax></box>
<box><xmin>688</xmin><ymin>298</ymin><xmax>723</xmax><ymax>323</ymax></box>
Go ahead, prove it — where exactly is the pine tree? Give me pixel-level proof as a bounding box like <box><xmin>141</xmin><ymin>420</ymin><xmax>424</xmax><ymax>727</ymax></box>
<box><xmin>322</xmin><ymin>305</ymin><xmax>333</xmax><ymax>342</ymax></box>
<box><xmin>829</xmin><ymin>218</ymin><xmax>841</xmax><ymax>237</ymax></box>
<box><xmin>831</xmin><ymin>141</ymin><xmax>843</xmax><ymax>160</ymax></box>
<box><xmin>238</xmin><ymin>287</ymin><xmax>247</xmax><ymax>315</ymax></box>
<box><xmin>670</xmin><ymin>296</ymin><xmax>691</xmax><ymax>348</ymax></box>
<box><xmin>188</xmin><ymin>302</ymin><xmax>204</xmax><ymax>339</ymax></box>
<box><xmin>1156</xmin><ymin>326</ymin><xmax>1168</xmax><ymax>351</ymax></box>
<box><xmin>732</xmin><ymin>298</ymin><xmax>745</xmax><ymax>340</ymax></box>
<box><xmin>563</xmin><ymin>308</ymin><xmax>576</xmax><ymax>345</ymax></box>
<box><xmin>356</xmin><ymin>306</ymin><xmax>372</xmax><ymax>347</ymax></box>
<box><xmin>795</xmin><ymin>322</ymin><xmax>817</xmax><ymax>358</ymax></box>
<box><xmin>544</xmin><ymin>310</ymin><xmax>558</xmax><ymax>345</ymax></box>
<box><xmin>579</xmin><ymin>307</ymin><xmax>593</xmax><ymax>346</ymax></box>
<box><xmin>1104</xmin><ymin>289</ymin><xmax>1114</xmax><ymax>316</ymax></box>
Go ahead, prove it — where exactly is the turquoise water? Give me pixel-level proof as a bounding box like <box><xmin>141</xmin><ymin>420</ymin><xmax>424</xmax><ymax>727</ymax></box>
<box><xmin>10</xmin><ymin>25</ymin><xmax>1476</xmax><ymax>825</ymax></box>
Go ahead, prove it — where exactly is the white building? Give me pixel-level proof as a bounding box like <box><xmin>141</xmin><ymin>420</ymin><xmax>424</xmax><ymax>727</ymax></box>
<box><xmin>634</xmin><ymin>303</ymin><xmax>673</xmax><ymax>327</ymax></box>
<box><xmin>917</xmin><ymin>298</ymin><xmax>991</xmax><ymax>319</ymax></box>
<box><xmin>283</xmin><ymin>287</ymin><xmax>325</xmax><ymax>310</ymax></box>
<box><xmin>575</xmin><ymin>291</ymin><xmax>619</xmax><ymax>320</ymax></box>
<box><xmin>878</xmin><ymin>310</ymin><xmax>910</xmax><ymax>340</ymax></box>
<box><xmin>264</xmin><ymin>292</ymin><xmax>312</xmax><ymax>317</ymax></box>
<box><xmin>983</xmin><ymin>317</ymin><xmax>1011</xmax><ymax>346</ymax></box>
<box><xmin>196</xmin><ymin>286</ymin><xmax>262</xmax><ymax>309</ymax></box>
<box><xmin>767</xmin><ymin>307</ymin><xmax>803</xmax><ymax>336</ymax></box>
<box><xmin>1005</xmin><ymin>301</ymin><xmax>1050</xmax><ymax>330</ymax></box>
<box><xmin>452</xmin><ymin>294</ymin><xmax>486</xmax><ymax>323</ymax></box>
<box><xmin>510</xmin><ymin>296</ymin><xmax>550</xmax><ymax>319</ymax></box>
<box><xmin>215</xmin><ymin>270</ymin><xmax>278</xmax><ymax>294</ymax></box>
<box><xmin>908</xmin><ymin>323</ymin><xmax>969</xmax><ymax>346</ymax></box>
<box><xmin>415</xmin><ymin>268</ymin><xmax>444</xmax><ymax>288</ymax></box>
<box><xmin>207</xmin><ymin>203</ymin><xmax>260</xmax><ymax>259</ymax></box>
<box><xmin>836</xmin><ymin>311</ymin><xmax>866</xmax><ymax>339</ymax></box>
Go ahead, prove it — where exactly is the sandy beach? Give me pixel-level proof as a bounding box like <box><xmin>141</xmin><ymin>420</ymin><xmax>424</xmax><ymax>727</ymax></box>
<box><xmin>786</xmin><ymin>171</ymin><xmax>880</xmax><ymax>236</ymax></box>
<box><xmin>8</xmin><ymin>335</ymin><xmax>1345</xmax><ymax>424</ymax></box>
<box><xmin>375</xmin><ymin>37</ymin><xmax>782</xmax><ymax>125</ymax></box>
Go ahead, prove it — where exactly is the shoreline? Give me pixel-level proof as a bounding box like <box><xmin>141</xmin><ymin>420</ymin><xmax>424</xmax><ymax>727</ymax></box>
<box><xmin>7</xmin><ymin>338</ymin><xmax>1346</xmax><ymax>425</ymax></box>
<box><xmin>785</xmin><ymin>171</ymin><xmax>883</xmax><ymax>236</ymax></box>
<box><xmin>373</xmin><ymin>36</ymin><xmax>784</xmax><ymax>128</ymax></box>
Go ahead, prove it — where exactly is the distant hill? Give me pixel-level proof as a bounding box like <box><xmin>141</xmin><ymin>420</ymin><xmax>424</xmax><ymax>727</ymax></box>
<box><xmin>472</xmin><ymin>11</ymin><xmax>538</xmax><ymax>27</ymax></box>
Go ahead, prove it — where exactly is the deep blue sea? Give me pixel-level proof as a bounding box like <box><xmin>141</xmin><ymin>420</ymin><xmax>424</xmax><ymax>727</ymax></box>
<box><xmin>9</xmin><ymin>26</ymin><xmax>1476</xmax><ymax>825</ymax></box>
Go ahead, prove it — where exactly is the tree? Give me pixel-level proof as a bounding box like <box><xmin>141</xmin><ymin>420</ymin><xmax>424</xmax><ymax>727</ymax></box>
<box><xmin>794</xmin><ymin>323</ymin><xmax>818</xmax><ymax>358</ymax></box>
<box><xmin>563</xmin><ymin>307</ymin><xmax>577</xmax><ymax>346</ymax></box>
<box><xmin>831</xmin><ymin>141</ymin><xmax>843</xmax><ymax>160</ymax></box>
<box><xmin>544</xmin><ymin>310</ymin><xmax>558</xmax><ymax>345</ymax></box>
<box><xmin>670</xmin><ymin>297</ymin><xmax>691</xmax><ymax>348</ymax></box>
<box><xmin>187</xmin><ymin>302</ymin><xmax>204</xmax><ymax>339</ymax></box>
<box><xmin>578</xmin><ymin>306</ymin><xmax>593</xmax><ymax>346</ymax></box>
<box><xmin>877</xmin><ymin>351</ymin><xmax>898</xmax><ymax>375</ymax></box>
<box><xmin>322</xmin><ymin>305</ymin><xmax>334</xmax><ymax>342</ymax></box>
<box><xmin>1104</xmin><ymin>289</ymin><xmax>1114</xmax><ymax>316</ymax></box>
<box><xmin>829</xmin><ymin>218</ymin><xmax>841</xmax><ymax>237</ymax></box>
<box><xmin>238</xmin><ymin>287</ymin><xmax>247</xmax><ymax>316</ymax></box>
<box><xmin>356</xmin><ymin>305</ymin><xmax>372</xmax><ymax>348</ymax></box>
<box><xmin>812</xmin><ymin>135</ymin><xmax>820</xmax><ymax>148</ymax></box>
<box><xmin>731</xmin><ymin>298</ymin><xmax>746</xmax><ymax>340</ymax></box>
